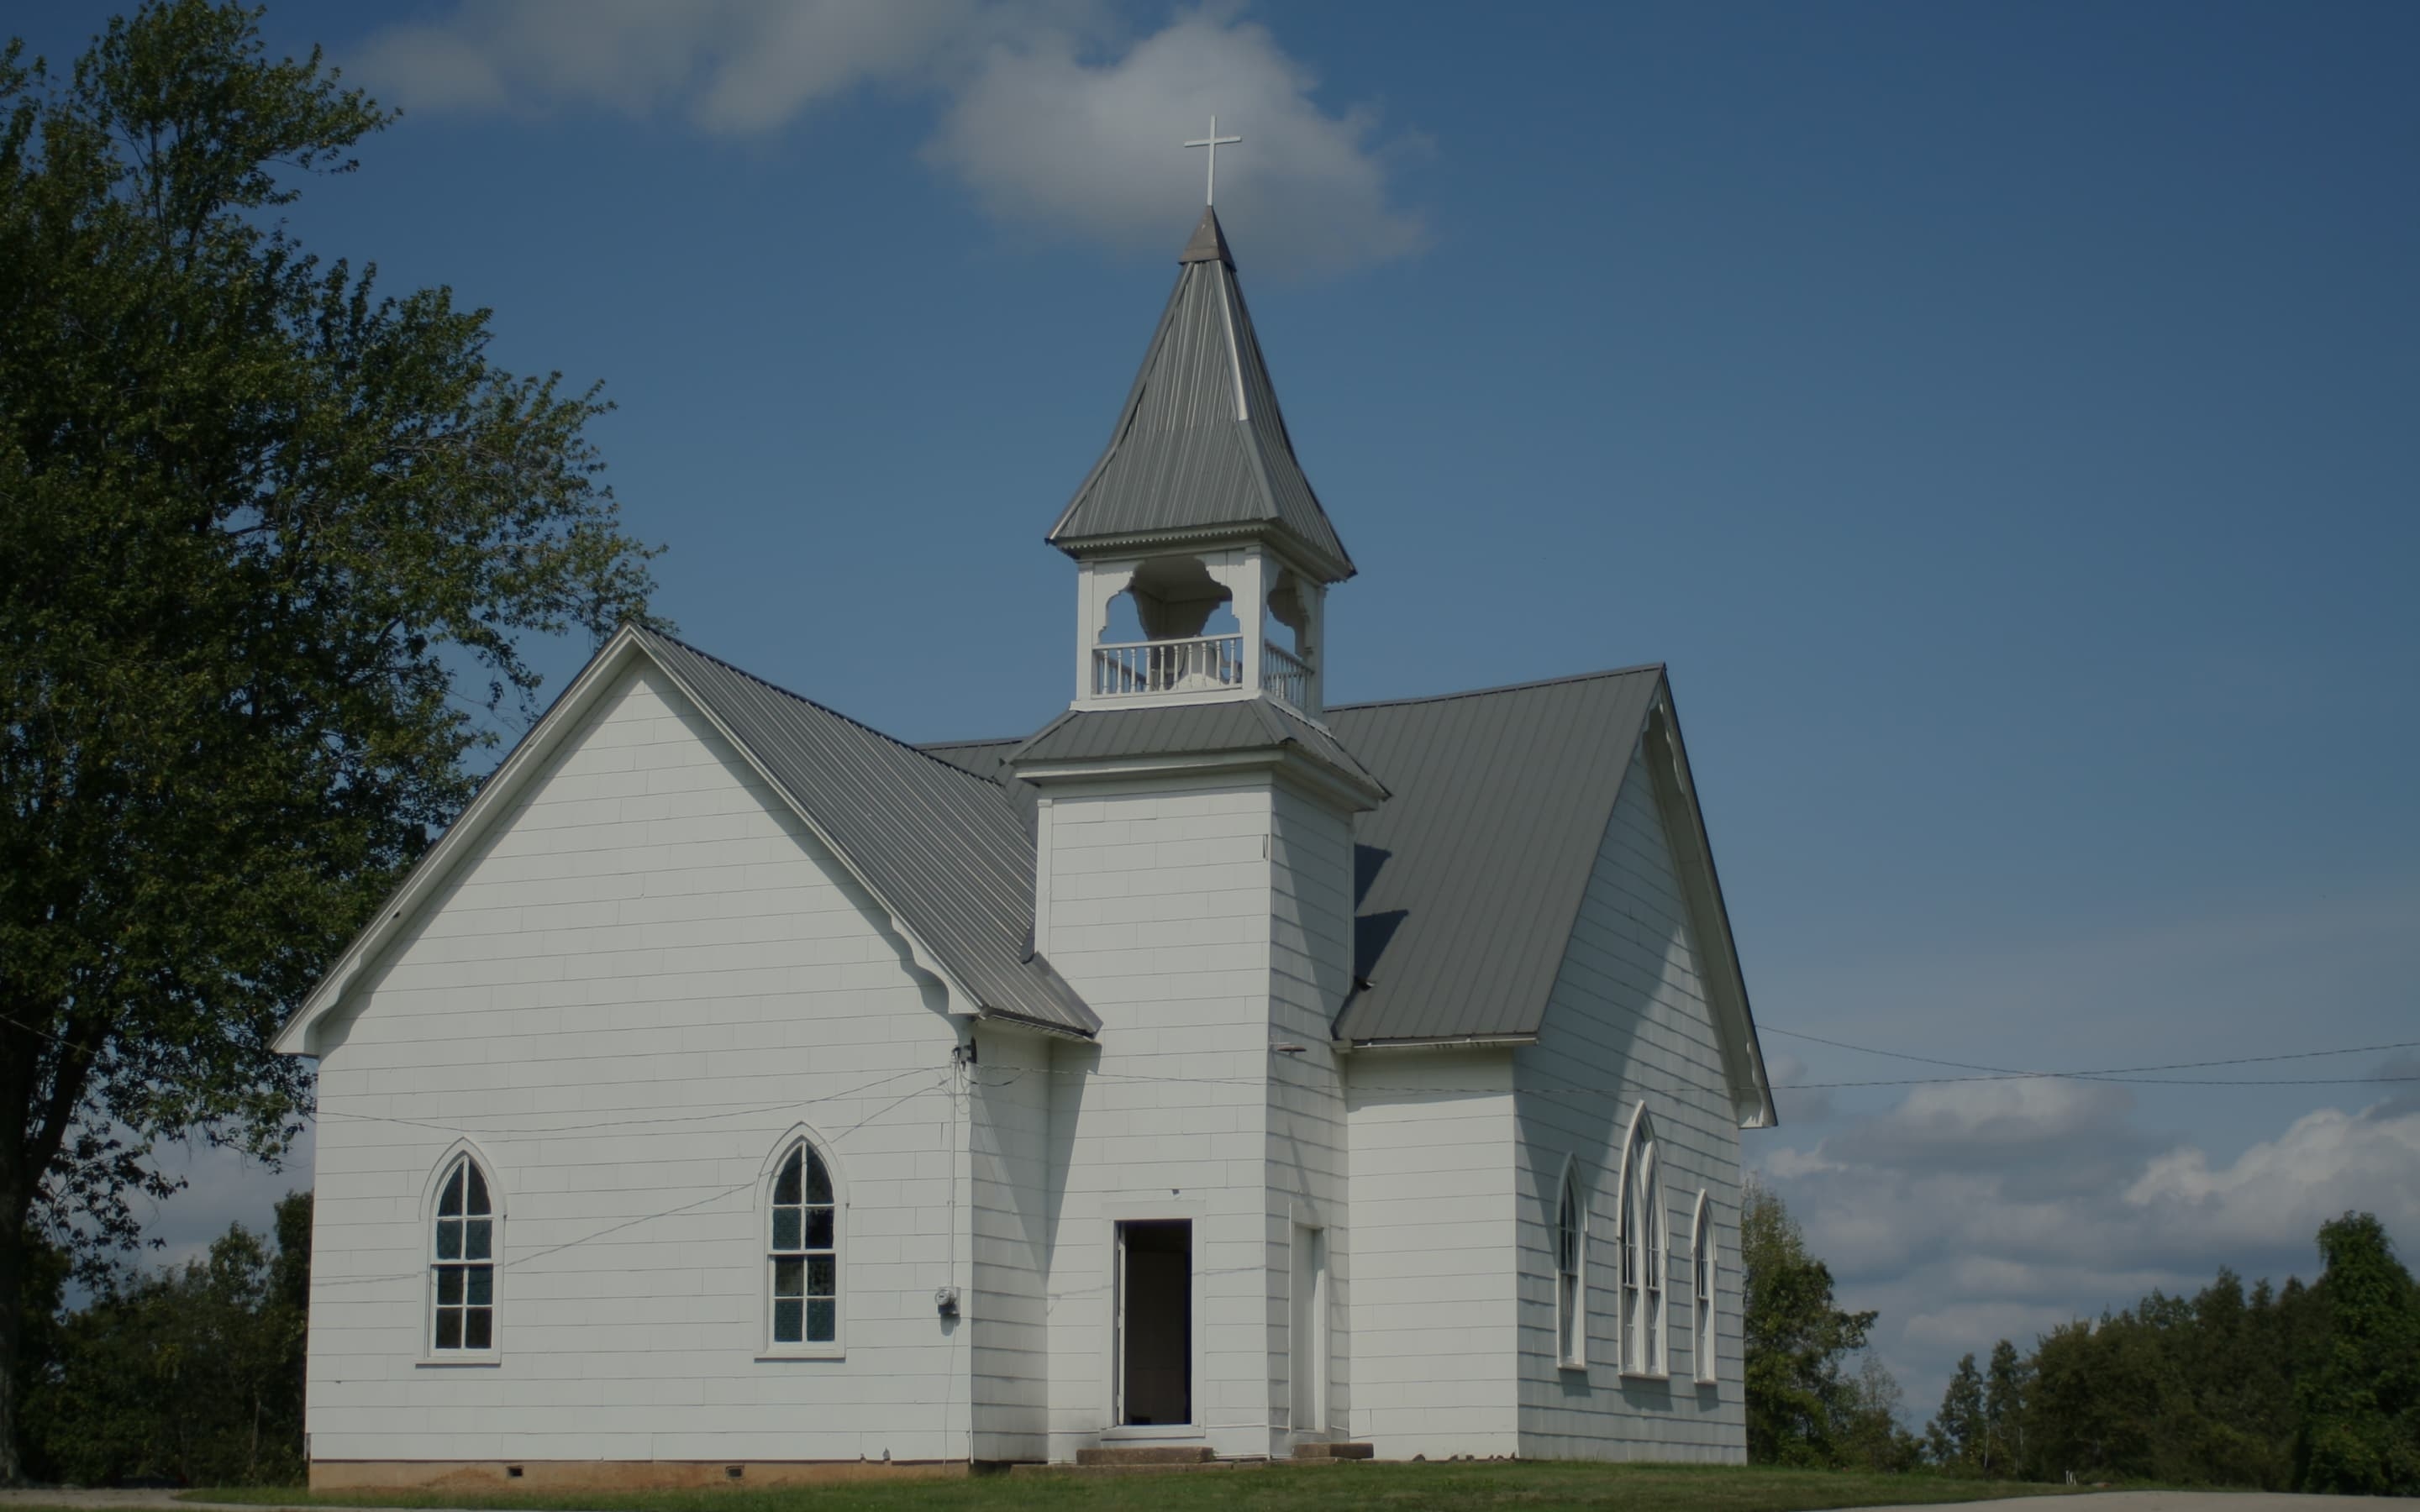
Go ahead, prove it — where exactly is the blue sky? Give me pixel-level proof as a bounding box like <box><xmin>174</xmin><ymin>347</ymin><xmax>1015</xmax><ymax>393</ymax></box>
<box><xmin>21</xmin><ymin>1</ymin><xmax>2417</xmax><ymax>1410</ymax></box>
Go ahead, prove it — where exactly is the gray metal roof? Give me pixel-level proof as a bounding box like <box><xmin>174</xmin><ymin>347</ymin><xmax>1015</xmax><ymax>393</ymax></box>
<box><xmin>1006</xmin><ymin>696</ymin><xmax>1383</xmax><ymax>793</ymax></box>
<box><xmin>636</xmin><ymin>629</ymin><xmax>1098</xmax><ymax>1037</ymax></box>
<box><xmin>927</xmin><ymin>669</ymin><xmax>1692</xmax><ymax>1047</ymax></box>
<box><xmin>1324</xmin><ymin>669</ymin><xmax>1667</xmax><ymax>1045</ymax></box>
<box><xmin>1047</xmin><ymin>207</ymin><xmax>1355</xmax><ymax>582</ymax></box>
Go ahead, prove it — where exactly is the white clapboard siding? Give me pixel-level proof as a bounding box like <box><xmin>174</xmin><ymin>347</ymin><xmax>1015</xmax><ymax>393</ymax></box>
<box><xmin>1511</xmin><ymin>737</ymin><xmax>1747</xmax><ymax>1462</ymax></box>
<box><xmin>305</xmin><ymin>664</ymin><xmax>972</xmax><ymax>1464</ymax></box>
<box><xmin>1264</xmin><ymin>784</ymin><xmax>1355</xmax><ymax>1449</ymax></box>
<box><xmin>1034</xmin><ymin>774</ymin><xmax>1285</xmax><ymax>1462</ymax></box>
<box><xmin>968</xmin><ymin>1026</ymin><xmax>1054</xmax><ymax>1459</ymax></box>
<box><xmin>1343</xmin><ymin>1051</ymin><xmax>1520</xmax><ymax>1458</ymax></box>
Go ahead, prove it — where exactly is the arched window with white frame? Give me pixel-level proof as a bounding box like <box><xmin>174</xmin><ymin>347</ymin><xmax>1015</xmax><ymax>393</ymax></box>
<box><xmin>1619</xmin><ymin>1107</ymin><xmax>1667</xmax><ymax>1375</ymax></box>
<box><xmin>1555</xmin><ymin>1158</ymin><xmax>1586</xmax><ymax>1367</ymax></box>
<box><xmin>767</xmin><ymin>1136</ymin><xmax>839</xmax><ymax>1349</ymax></box>
<box><xmin>1692</xmin><ymin>1189</ymin><xmax>1717</xmax><ymax>1383</ymax></box>
<box><xmin>429</xmin><ymin>1148</ymin><xmax>497</xmax><ymax>1354</ymax></box>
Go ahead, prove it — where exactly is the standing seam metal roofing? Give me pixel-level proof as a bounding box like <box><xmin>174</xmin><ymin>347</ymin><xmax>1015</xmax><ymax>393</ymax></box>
<box><xmin>1007</xmin><ymin>696</ymin><xmax>1383</xmax><ymax>793</ymax></box>
<box><xmin>1323</xmin><ymin>668</ymin><xmax>1665</xmax><ymax>1043</ymax></box>
<box><xmin>919</xmin><ymin>668</ymin><xmax>1676</xmax><ymax>1047</ymax></box>
<box><xmin>634</xmin><ymin>628</ymin><xmax>1097</xmax><ymax>1037</ymax></box>
<box><xmin>1047</xmin><ymin>207</ymin><xmax>1353</xmax><ymax>580</ymax></box>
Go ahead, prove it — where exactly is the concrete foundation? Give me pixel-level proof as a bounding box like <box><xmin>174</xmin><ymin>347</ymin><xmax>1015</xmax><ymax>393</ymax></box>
<box><xmin>307</xmin><ymin>1459</ymin><xmax>972</xmax><ymax>1493</ymax></box>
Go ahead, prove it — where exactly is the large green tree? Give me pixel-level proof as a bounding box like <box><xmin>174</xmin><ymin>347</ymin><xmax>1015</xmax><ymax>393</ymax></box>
<box><xmin>1925</xmin><ymin>1352</ymin><xmax>1986</xmax><ymax>1472</ymax></box>
<box><xmin>0</xmin><ymin>1</ymin><xmax>656</xmax><ymax>1476</ymax></box>
<box><xmin>1741</xmin><ymin>1180</ymin><xmax>1878</xmax><ymax>1465</ymax></box>
<box><xmin>1981</xmin><ymin>1336</ymin><xmax>2028</xmax><ymax>1476</ymax></box>
<box><xmin>2295</xmin><ymin>1211</ymin><xmax>2420</xmax><ymax>1494</ymax></box>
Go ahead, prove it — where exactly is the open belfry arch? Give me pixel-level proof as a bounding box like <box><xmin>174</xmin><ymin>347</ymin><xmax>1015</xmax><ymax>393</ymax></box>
<box><xmin>281</xmin><ymin>196</ymin><xmax>1773</xmax><ymax>1487</ymax></box>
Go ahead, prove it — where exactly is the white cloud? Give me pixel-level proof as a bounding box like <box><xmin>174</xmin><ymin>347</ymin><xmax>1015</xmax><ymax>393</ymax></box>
<box><xmin>2126</xmin><ymin>1100</ymin><xmax>2420</xmax><ymax>1246</ymax></box>
<box><xmin>924</xmin><ymin>13</ymin><xmax>1425</xmax><ymax>271</ymax></box>
<box><xmin>345</xmin><ymin>1</ymin><xmax>1425</xmax><ymax>272</ymax></box>
<box><xmin>1755</xmin><ymin>1086</ymin><xmax>2420</xmax><ymax>1418</ymax></box>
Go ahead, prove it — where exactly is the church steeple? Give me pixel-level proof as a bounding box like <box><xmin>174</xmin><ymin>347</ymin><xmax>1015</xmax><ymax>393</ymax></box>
<box><xmin>1052</xmin><ymin>209</ymin><xmax>1349</xmax><ymax>715</ymax></box>
<box><xmin>1049</xmin><ymin>207</ymin><xmax>1352</xmax><ymax>580</ymax></box>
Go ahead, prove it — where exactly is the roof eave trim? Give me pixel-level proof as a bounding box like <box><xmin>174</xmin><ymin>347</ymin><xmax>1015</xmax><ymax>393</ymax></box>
<box><xmin>272</xmin><ymin>626</ymin><xmax>656</xmax><ymax>1056</ymax></box>
<box><xmin>1642</xmin><ymin>687</ymin><xmax>1779</xmax><ymax>1130</ymax></box>
<box><xmin>1338</xmin><ymin>1033</ymin><xmax>1539</xmax><ymax>1052</ymax></box>
<box><xmin>974</xmin><ymin>1004</ymin><xmax>1097</xmax><ymax>1042</ymax></box>
<box><xmin>279</xmin><ymin>627</ymin><xmax>1082</xmax><ymax>1055</ymax></box>
<box><xmin>633</xmin><ymin>634</ymin><xmax>1008</xmax><ymax>1030</ymax></box>
<box><xmin>1047</xmin><ymin>520</ymin><xmax>1355</xmax><ymax>585</ymax></box>
<box><xmin>1012</xmin><ymin>743</ymin><xmax>1387</xmax><ymax>811</ymax></box>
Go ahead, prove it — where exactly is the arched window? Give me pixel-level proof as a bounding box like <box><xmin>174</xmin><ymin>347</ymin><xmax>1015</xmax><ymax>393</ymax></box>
<box><xmin>769</xmin><ymin>1140</ymin><xmax>838</xmax><ymax>1347</ymax></box>
<box><xmin>1692</xmin><ymin>1189</ymin><xmax>1717</xmax><ymax>1383</ymax></box>
<box><xmin>1620</xmin><ymin>1108</ymin><xmax>1667</xmax><ymax>1375</ymax></box>
<box><xmin>1555</xmin><ymin>1160</ymin><xmax>1586</xmax><ymax>1367</ymax></box>
<box><xmin>430</xmin><ymin>1152</ymin><xmax>495</xmax><ymax>1352</ymax></box>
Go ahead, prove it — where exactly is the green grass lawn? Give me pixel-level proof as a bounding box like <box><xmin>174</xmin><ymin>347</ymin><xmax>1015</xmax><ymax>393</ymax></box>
<box><xmin>175</xmin><ymin>1463</ymin><xmax>2086</xmax><ymax>1512</ymax></box>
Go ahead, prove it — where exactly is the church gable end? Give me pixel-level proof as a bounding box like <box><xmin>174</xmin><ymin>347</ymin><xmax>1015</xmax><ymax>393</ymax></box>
<box><xmin>300</xmin><ymin>658</ymin><xmax>979</xmax><ymax>1467</ymax></box>
<box><xmin>1509</xmin><ymin>725</ymin><xmax>1758</xmax><ymax>1459</ymax></box>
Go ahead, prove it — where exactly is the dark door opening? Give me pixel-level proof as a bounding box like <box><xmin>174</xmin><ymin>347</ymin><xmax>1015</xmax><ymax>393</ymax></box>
<box><xmin>1118</xmin><ymin>1220</ymin><xmax>1192</xmax><ymax>1426</ymax></box>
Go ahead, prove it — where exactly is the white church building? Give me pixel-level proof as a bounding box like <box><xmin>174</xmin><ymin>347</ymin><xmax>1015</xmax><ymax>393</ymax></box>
<box><xmin>276</xmin><ymin>207</ymin><xmax>1776</xmax><ymax>1487</ymax></box>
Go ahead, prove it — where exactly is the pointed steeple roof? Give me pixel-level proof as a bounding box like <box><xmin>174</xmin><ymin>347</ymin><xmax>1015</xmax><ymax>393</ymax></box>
<box><xmin>1048</xmin><ymin>207</ymin><xmax>1355</xmax><ymax>581</ymax></box>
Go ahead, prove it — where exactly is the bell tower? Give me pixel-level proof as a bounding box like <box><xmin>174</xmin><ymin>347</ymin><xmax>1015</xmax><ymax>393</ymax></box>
<box><xmin>1014</xmin><ymin>205</ymin><xmax>1383</xmax><ymax>1463</ymax></box>
<box><xmin>1048</xmin><ymin>207</ymin><xmax>1354</xmax><ymax>717</ymax></box>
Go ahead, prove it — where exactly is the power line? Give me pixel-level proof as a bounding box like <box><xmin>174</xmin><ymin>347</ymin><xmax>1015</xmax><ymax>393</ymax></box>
<box><xmin>1759</xmin><ymin>1026</ymin><xmax>2420</xmax><ymax>1087</ymax></box>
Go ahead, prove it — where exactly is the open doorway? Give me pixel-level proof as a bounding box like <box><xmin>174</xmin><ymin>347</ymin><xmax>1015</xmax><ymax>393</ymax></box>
<box><xmin>1116</xmin><ymin>1221</ymin><xmax>1192</xmax><ymax>1426</ymax></box>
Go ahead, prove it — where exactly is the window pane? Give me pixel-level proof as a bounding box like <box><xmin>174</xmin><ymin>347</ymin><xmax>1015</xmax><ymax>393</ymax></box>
<box><xmin>772</xmin><ymin>1209</ymin><xmax>801</xmax><ymax>1250</ymax></box>
<box><xmin>804</xmin><ymin>1209</ymin><xmax>834</xmax><ymax>1250</ymax></box>
<box><xmin>774</xmin><ymin>1149</ymin><xmax>802</xmax><ymax>1205</ymax></box>
<box><xmin>439</xmin><ymin>1163</ymin><xmax>464</xmax><ymax>1218</ymax></box>
<box><xmin>465</xmin><ymin>1309</ymin><xmax>492</xmax><ymax>1350</ymax></box>
<box><xmin>774</xmin><ymin>1299</ymin><xmax>802</xmax><ymax>1343</ymax></box>
<box><xmin>435</xmin><ymin>1310</ymin><xmax>462</xmax><ymax>1350</ymax></box>
<box><xmin>773</xmin><ymin>1256</ymin><xmax>804</xmax><ymax>1298</ymax></box>
<box><xmin>804</xmin><ymin>1151</ymin><xmax>832</xmax><ymax>1205</ymax></box>
<box><xmin>467</xmin><ymin>1267</ymin><xmax>493</xmax><ymax>1306</ymax></box>
<box><xmin>436</xmin><ymin>1220</ymin><xmax>462</xmax><ymax>1262</ymax></box>
<box><xmin>807</xmin><ymin>1255</ymin><xmax>835</xmax><ymax>1298</ymax></box>
<box><xmin>466</xmin><ymin>1164</ymin><xmax>490</xmax><ymax>1215</ymax></box>
<box><xmin>807</xmin><ymin>1299</ymin><xmax>836</xmax><ymax>1342</ymax></box>
<box><xmin>465</xmin><ymin>1219</ymin><xmax>492</xmax><ymax>1261</ymax></box>
<box><xmin>436</xmin><ymin>1266</ymin><xmax>464</xmax><ymax>1305</ymax></box>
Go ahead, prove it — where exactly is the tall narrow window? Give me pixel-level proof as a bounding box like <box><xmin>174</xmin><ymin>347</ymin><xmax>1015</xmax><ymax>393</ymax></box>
<box><xmin>770</xmin><ymin>1142</ymin><xmax>838</xmax><ymax>1346</ymax></box>
<box><xmin>1555</xmin><ymin>1163</ymin><xmax>1585</xmax><ymax>1367</ymax></box>
<box><xmin>1621</xmin><ymin>1110</ymin><xmax>1665</xmax><ymax>1375</ymax></box>
<box><xmin>1692</xmin><ymin>1190</ymin><xmax>1717</xmax><ymax>1383</ymax></box>
<box><xmin>431</xmin><ymin>1154</ymin><xmax>494</xmax><ymax>1352</ymax></box>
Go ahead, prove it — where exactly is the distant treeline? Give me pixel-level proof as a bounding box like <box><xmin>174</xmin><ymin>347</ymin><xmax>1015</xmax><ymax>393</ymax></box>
<box><xmin>1744</xmin><ymin>1183</ymin><xmax>2420</xmax><ymax>1496</ymax></box>
<box><xmin>13</xmin><ymin>1194</ymin><xmax>309</xmax><ymax>1487</ymax></box>
<box><xmin>1920</xmin><ymin>1211</ymin><xmax>2419</xmax><ymax>1494</ymax></box>
<box><xmin>14</xmin><ymin>1182</ymin><xmax>2415</xmax><ymax>1490</ymax></box>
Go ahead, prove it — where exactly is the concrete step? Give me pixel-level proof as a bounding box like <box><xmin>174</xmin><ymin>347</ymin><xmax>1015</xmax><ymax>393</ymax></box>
<box><xmin>1073</xmin><ymin>1446</ymin><xmax>1219</xmax><ymax>1467</ymax></box>
<box><xmin>1292</xmin><ymin>1441</ymin><xmax>1375</xmax><ymax>1461</ymax></box>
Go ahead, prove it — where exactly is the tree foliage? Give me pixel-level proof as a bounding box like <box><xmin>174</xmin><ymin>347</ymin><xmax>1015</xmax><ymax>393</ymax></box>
<box><xmin>1</xmin><ymin>0</ymin><xmax>656</xmax><ymax>1475</ymax></box>
<box><xmin>1928</xmin><ymin>1211</ymin><xmax>2417</xmax><ymax>1492</ymax></box>
<box><xmin>18</xmin><ymin>1194</ymin><xmax>308</xmax><ymax>1485</ymax></box>
<box><xmin>1742</xmin><ymin>1179</ymin><xmax>1883</xmax><ymax>1467</ymax></box>
<box><xmin>2294</xmin><ymin>1212</ymin><xmax>2420</xmax><ymax>1494</ymax></box>
<box><xmin>1924</xmin><ymin>1353</ymin><xmax>1985</xmax><ymax>1472</ymax></box>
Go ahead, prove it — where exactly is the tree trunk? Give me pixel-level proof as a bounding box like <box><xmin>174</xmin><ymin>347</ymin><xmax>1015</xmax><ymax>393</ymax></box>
<box><xmin>0</xmin><ymin>1189</ymin><xmax>27</xmax><ymax>1485</ymax></box>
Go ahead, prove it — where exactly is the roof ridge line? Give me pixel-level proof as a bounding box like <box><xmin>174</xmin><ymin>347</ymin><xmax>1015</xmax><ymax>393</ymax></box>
<box><xmin>636</xmin><ymin>627</ymin><xmax>1009</xmax><ymax>791</ymax></box>
<box><xmin>1328</xmin><ymin>663</ymin><xmax>1669</xmax><ymax>713</ymax></box>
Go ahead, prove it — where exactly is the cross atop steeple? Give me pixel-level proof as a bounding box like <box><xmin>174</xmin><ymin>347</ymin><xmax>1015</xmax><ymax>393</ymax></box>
<box><xmin>1183</xmin><ymin>117</ymin><xmax>1240</xmax><ymax>205</ymax></box>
